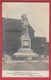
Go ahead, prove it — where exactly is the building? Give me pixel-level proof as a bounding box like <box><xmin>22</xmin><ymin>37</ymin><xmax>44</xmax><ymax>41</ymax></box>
<box><xmin>2</xmin><ymin>18</ymin><xmax>49</xmax><ymax>57</ymax></box>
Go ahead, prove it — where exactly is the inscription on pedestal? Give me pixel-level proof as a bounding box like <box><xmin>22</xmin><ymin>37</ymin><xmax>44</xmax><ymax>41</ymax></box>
<box><xmin>23</xmin><ymin>40</ymin><xmax>29</xmax><ymax>48</ymax></box>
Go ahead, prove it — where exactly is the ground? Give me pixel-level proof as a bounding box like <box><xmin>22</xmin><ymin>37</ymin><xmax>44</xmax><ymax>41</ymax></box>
<box><xmin>2</xmin><ymin>59</ymin><xmax>49</xmax><ymax>71</ymax></box>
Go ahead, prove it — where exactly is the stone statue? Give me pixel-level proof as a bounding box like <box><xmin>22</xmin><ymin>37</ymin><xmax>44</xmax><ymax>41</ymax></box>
<box><xmin>21</xmin><ymin>14</ymin><xmax>29</xmax><ymax>35</ymax></box>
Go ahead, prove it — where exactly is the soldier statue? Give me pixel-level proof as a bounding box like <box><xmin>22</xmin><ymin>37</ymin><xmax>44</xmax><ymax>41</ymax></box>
<box><xmin>21</xmin><ymin>14</ymin><xmax>29</xmax><ymax>35</ymax></box>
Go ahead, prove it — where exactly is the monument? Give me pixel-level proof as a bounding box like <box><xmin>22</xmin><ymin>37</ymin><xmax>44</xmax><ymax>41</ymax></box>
<box><xmin>20</xmin><ymin>14</ymin><xmax>31</xmax><ymax>49</ymax></box>
<box><xmin>13</xmin><ymin>14</ymin><xmax>38</xmax><ymax>60</ymax></box>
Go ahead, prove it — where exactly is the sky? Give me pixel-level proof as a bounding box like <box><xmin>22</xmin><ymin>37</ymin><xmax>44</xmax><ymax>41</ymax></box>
<box><xmin>2</xmin><ymin>2</ymin><xmax>49</xmax><ymax>42</ymax></box>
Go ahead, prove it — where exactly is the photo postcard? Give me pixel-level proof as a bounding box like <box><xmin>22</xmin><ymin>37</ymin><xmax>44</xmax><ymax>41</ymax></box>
<box><xmin>2</xmin><ymin>2</ymin><xmax>49</xmax><ymax>77</ymax></box>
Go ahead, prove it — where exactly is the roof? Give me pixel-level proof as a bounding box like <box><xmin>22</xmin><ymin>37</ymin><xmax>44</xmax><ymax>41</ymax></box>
<box><xmin>2</xmin><ymin>18</ymin><xmax>35</xmax><ymax>32</ymax></box>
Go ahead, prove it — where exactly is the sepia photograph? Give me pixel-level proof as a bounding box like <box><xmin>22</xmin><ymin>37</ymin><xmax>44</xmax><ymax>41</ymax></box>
<box><xmin>2</xmin><ymin>2</ymin><xmax>49</xmax><ymax>77</ymax></box>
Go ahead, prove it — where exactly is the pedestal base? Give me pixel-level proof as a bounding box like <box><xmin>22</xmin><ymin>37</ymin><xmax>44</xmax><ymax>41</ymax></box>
<box><xmin>13</xmin><ymin>48</ymin><xmax>39</xmax><ymax>61</ymax></box>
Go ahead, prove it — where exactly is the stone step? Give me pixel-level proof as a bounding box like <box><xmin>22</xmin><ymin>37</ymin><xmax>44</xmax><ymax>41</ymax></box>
<box><xmin>18</xmin><ymin>48</ymin><xmax>33</xmax><ymax>53</ymax></box>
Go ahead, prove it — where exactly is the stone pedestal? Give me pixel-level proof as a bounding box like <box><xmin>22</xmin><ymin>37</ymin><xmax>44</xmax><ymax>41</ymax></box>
<box><xmin>20</xmin><ymin>35</ymin><xmax>31</xmax><ymax>49</ymax></box>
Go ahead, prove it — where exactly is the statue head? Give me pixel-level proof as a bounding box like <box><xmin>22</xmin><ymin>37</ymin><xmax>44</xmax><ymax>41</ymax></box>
<box><xmin>21</xmin><ymin>14</ymin><xmax>28</xmax><ymax>21</ymax></box>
